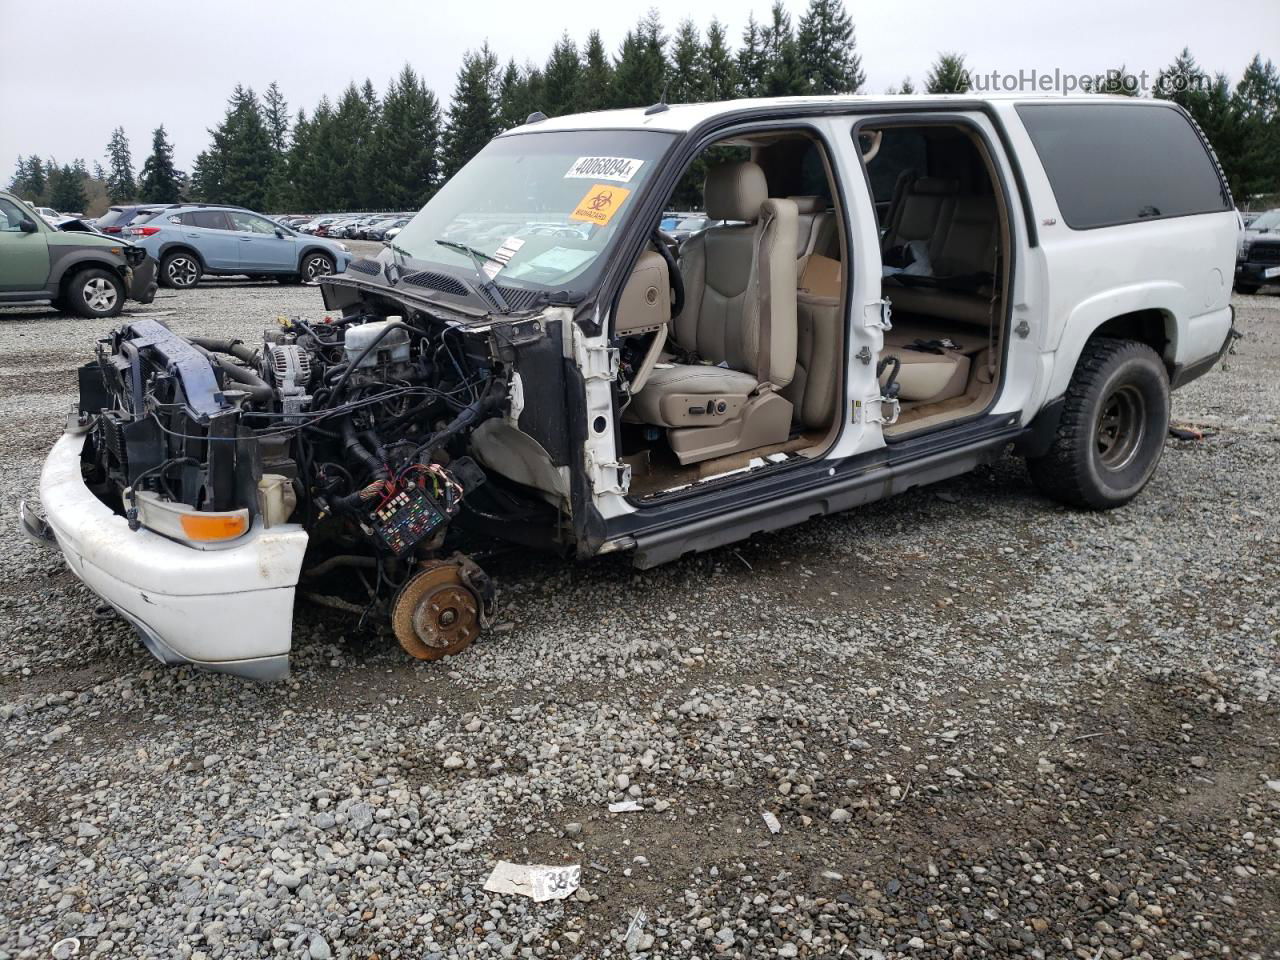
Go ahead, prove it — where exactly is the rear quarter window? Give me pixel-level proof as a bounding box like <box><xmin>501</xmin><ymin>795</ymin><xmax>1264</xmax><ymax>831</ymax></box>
<box><xmin>1016</xmin><ymin>103</ymin><xmax>1230</xmax><ymax>229</ymax></box>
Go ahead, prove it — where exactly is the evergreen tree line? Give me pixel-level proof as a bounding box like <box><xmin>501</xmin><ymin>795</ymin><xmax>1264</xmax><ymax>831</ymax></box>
<box><xmin>7</xmin><ymin>4</ymin><xmax>1279</xmax><ymax>216</ymax></box>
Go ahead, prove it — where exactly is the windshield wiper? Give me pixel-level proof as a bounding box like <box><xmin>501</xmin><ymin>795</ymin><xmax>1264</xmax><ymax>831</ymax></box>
<box><xmin>384</xmin><ymin>242</ymin><xmax>411</xmax><ymax>284</ymax></box>
<box><xmin>435</xmin><ymin>239</ymin><xmax>510</xmax><ymax>313</ymax></box>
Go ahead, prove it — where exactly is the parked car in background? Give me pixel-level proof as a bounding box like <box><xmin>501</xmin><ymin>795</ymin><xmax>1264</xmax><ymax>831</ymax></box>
<box><xmin>1236</xmin><ymin>208</ymin><xmax>1280</xmax><ymax>292</ymax></box>
<box><xmin>124</xmin><ymin>203</ymin><xmax>350</xmax><ymax>288</ymax></box>
<box><xmin>367</xmin><ymin>217</ymin><xmax>410</xmax><ymax>241</ymax></box>
<box><xmin>383</xmin><ymin>222</ymin><xmax>406</xmax><ymax>241</ymax></box>
<box><xmin>96</xmin><ymin>204</ymin><xmax>166</xmax><ymax>236</ymax></box>
<box><xmin>0</xmin><ymin>190</ymin><xmax>157</xmax><ymax>317</ymax></box>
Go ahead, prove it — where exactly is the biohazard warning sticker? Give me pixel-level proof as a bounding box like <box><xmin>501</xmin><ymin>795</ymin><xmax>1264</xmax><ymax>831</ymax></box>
<box><xmin>564</xmin><ymin>156</ymin><xmax>644</xmax><ymax>183</ymax></box>
<box><xmin>570</xmin><ymin>184</ymin><xmax>632</xmax><ymax>226</ymax></box>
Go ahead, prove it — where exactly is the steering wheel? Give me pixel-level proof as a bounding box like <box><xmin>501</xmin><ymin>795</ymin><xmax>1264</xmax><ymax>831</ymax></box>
<box><xmin>651</xmin><ymin>228</ymin><xmax>684</xmax><ymax>319</ymax></box>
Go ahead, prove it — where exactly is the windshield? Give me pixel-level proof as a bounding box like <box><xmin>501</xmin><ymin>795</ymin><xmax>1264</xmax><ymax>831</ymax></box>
<box><xmin>393</xmin><ymin>129</ymin><xmax>676</xmax><ymax>296</ymax></box>
<box><xmin>1251</xmin><ymin>210</ymin><xmax>1280</xmax><ymax>231</ymax></box>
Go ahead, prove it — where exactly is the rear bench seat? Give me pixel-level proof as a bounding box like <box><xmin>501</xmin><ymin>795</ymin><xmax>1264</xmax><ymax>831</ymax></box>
<box><xmin>879</xmin><ymin>319</ymin><xmax>990</xmax><ymax>404</ymax></box>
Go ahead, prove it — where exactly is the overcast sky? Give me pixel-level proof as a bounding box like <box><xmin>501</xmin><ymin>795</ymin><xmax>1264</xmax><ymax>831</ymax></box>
<box><xmin>2</xmin><ymin>0</ymin><xmax>1276</xmax><ymax>174</ymax></box>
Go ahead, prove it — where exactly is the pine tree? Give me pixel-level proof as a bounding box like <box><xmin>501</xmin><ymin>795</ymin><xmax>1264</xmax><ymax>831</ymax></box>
<box><xmin>193</xmin><ymin>85</ymin><xmax>275</xmax><ymax>208</ymax></box>
<box><xmin>138</xmin><ymin>125</ymin><xmax>182</xmax><ymax>203</ymax></box>
<box><xmin>442</xmin><ymin>44</ymin><xmax>501</xmax><ymax>180</ymax></box>
<box><xmin>329</xmin><ymin>82</ymin><xmax>379</xmax><ymax>208</ymax></box>
<box><xmin>1232</xmin><ymin>54</ymin><xmax>1280</xmax><ymax>199</ymax></box>
<box><xmin>104</xmin><ymin>126</ymin><xmax>136</xmax><ymax>203</ymax></box>
<box><xmin>925</xmin><ymin>53</ymin><xmax>971</xmax><ymax>93</ymax></box>
<box><xmin>611</xmin><ymin>10</ymin><xmax>667</xmax><ymax>108</ymax></box>
<box><xmin>578</xmin><ymin>31</ymin><xmax>614</xmax><ymax>112</ymax></box>
<box><xmin>796</xmin><ymin>0</ymin><xmax>864</xmax><ymax>94</ymax></box>
<box><xmin>669</xmin><ymin>20</ymin><xmax>707</xmax><ymax>103</ymax></box>
<box><xmin>367</xmin><ymin>65</ymin><xmax>442</xmax><ymax>209</ymax></box>
<box><xmin>283</xmin><ymin>107</ymin><xmax>317</xmax><ymax>210</ymax></box>
<box><xmin>761</xmin><ymin>3</ymin><xmax>805</xmax><ymax>97</ymax></box>
<box><xmin>703</xmin><ymin>19</ymin><xmax>738</xmax><ymax>101</ymax></box>
<box><xmin>1089</xmin><ymin>66</ymin><xmax>1139</xmax><ymax>96</ymax></box>
<box><xmin>8</xmin><ymin>156</ymin><xmax>47</xmax><ymax>201</ymax></box>
<box><xmin>263</xmin><ymin>81</ymin><xmax>291</xmax><ymax>153</ymax></box>
<box><xmin>497</xmin><ymin>59</ymin><xmax>532</xmax><ymax>130</ymax></box>
<box><xmin>48</xmin><ymin>163</ymin><xmax>88</xmax><ymax>213</ymax></box>
<box><xmin>543</xmin><ymin>33</ymin><xmax>582</xmax><ymax>116</ymax></box>
<box><xmin>738</xmin><ymin>15</ymin><xmax>768</xmax><ymax>98</ymax></box>
<box><xmin>899</xmin><ymin>76</ymin><xmax>916</xmax><ymax>95</ymax></box>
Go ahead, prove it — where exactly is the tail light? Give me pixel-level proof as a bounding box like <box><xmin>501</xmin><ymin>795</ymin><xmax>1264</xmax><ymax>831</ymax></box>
<box><xmin>101</xmin><ymin>225</ymin><xmax>122</xmax><ymax>234</ymax></box>
<box><xmin>127</xmin><ymin>226</ymin><xmax>162</xmax><ymax>238</ymax></box>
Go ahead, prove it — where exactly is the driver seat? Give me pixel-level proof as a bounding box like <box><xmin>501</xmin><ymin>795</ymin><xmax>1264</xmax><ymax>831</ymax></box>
<box><xmin>629</xmin><ymin>162</ymin><xmax>798</xmax><ymax>465</ymax></box>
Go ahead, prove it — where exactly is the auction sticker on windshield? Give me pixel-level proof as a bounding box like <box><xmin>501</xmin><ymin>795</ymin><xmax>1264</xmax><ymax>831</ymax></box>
<box><xmin>570</xmin><ymin>184</ymin><xmax>632</xmax><ymax>226</ymax></box>
<box><xmin>564</xmin><ymin>156</ymin><xmax>644</xmax><ymax>183</ymax></box>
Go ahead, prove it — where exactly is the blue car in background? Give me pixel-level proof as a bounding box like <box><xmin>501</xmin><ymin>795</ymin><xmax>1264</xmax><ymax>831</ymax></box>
<box><xmin>126</xmin><ymin>203</ymin><xmax>351</xmax><ymax>289</ymax></box>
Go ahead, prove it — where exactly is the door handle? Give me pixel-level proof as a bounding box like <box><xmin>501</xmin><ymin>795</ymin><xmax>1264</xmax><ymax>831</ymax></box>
<box><xmin>184</xmin><ymin>233</ymin><xmax>200</xmax><ymax>239</ymax></box>
<box><xmin>239</xmin><ymin>237</ymin><xmax>253</xmax><ymax>241</ymax></box>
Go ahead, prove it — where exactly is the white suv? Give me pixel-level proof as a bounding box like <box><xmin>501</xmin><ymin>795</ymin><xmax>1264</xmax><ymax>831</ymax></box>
<box><xmin>26</xmin><ymin>94</ymin><xmax>1240</xmax><ymax>678</ymax></box>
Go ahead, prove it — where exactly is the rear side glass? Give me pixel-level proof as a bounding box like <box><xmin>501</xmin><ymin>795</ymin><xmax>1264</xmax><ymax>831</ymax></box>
<box><xmin>190</xmin><ymin>210</ymin><xmax>230</xmax><ymax>229</ymax></box>
<box><xmin>1016</xmin><ymin>103</ymin><xmax>1229</xmax><ymax>229</ymax></box>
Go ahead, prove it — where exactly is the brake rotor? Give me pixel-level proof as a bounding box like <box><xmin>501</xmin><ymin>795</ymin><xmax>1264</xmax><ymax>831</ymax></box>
<box><xmin>391</xmin><ymin>561</ymin><xmax>481</xmax><ymax>660</ymax></box>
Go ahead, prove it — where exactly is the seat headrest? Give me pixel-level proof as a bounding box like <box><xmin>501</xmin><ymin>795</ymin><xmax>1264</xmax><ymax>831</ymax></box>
<box><xmin>911</xmin><ymin>177</ymin><xmax>959</xmax><ymax>196</ymax></box>
<box><xmin>788</xmin><ymin>195</ymin><xmax>826</xmax><ymax>215</ymax></box>
<box><xmin>704</xmin><ymin>162</ymin><xmax>768</xmax><ymax>222</ymax></box>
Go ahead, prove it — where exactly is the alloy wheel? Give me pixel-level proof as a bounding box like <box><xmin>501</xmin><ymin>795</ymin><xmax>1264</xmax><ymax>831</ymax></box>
<box><xmin>82</xmin><ymin>277</ymin><xmax>119</xmax><ymax>314</ymax></box>
<box><xmin>167</xmin><ymin>256</ymin><xmax>198</xmax><ymax>287</ymax></box>
<box><xmin>304</xmin><ymin>255</ymin><xmax>334</xmax><ymax>280</ymax></box>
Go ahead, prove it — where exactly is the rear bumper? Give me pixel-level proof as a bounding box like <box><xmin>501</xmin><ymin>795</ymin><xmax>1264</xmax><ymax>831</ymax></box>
<box><xmin>27</xmin><ymin>427</ymin><xmax>309</xmax><ymax>680</ymax></box>
<box><xmin>1235</xmin><ymin>261</ymin><xmax>1280</xmax><ymax>285</ymax></box>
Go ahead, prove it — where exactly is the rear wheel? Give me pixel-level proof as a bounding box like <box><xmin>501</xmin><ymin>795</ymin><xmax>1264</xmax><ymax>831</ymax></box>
<box><xmin>301</xmin><ymin>251</ymin><xmax>335</xmax><ymax>282</ymax></box>
<box><xmin>65</xmin><ymin>268</ymin><xmax>125</xmax><ymax>318</ymax></box>
<box><xmin>160</xmin><ymin>251</ymin><xmax>201</xmax><ymax>289</ymax></box>
<box><xmin>1027</xmin><ymin>338</ymin><xmax>1170</xmax><ymax>509</ymax></box>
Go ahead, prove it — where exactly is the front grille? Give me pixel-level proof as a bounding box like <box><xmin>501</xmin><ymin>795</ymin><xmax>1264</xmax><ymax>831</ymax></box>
<box><xmin>1250</xmin><ymin>243</ymin><xmax>1280</xmax><ymax>265</ymax></box>
<box><xmin>348</xmin><ymin>258</ymin><xmax>381</xmax><ymax>276</ymax></box>
<box><xmin>404</xmin><ymin>270</ymin><xmax>471</xmax><ymax>297</ymax></box>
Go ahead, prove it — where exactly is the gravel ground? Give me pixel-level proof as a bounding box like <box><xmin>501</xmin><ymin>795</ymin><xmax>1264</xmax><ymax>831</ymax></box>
<box><xmin>0</xmin><ymin>272</ymin><xmax>1277</xmax><ymax>960</ymax></box>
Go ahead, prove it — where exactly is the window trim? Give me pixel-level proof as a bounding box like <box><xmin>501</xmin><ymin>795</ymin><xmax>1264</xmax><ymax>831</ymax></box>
<box><xmin>1014</xmin><ymin>100</ymin><xmax>1232</xmax><ymax>232</ymax></box>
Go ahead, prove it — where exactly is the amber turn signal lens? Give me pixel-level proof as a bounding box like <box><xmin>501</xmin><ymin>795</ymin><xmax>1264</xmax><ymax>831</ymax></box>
<box><xmin>179</xmin><ymin>512</ymin><xmax>249</xmax><ymax>541</ymax></box>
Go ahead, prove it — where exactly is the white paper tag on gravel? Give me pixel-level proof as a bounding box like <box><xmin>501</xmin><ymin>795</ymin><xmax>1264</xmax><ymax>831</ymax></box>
<box><xmin>483</xmin><ymin>860</ymin><xmax>581</xmax><ymax>902</ymax></box>
<box><xmin>608</xmin><ymin>800</ymin><xmax>643</xmax><ymax>813</ymax></box>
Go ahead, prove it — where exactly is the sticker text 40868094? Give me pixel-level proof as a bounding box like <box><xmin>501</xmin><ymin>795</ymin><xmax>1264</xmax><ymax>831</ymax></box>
<box><xmin>564</xmin><ymin>156</ymin><xmax>645</xmax><ymax>183</ymax></box>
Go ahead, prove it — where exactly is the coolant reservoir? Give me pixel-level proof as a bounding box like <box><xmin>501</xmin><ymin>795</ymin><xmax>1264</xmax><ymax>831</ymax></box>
<box><xmin>344</xmin><ymin>317</ymin><xmax>409</xmax><ymax>368</ymax></box>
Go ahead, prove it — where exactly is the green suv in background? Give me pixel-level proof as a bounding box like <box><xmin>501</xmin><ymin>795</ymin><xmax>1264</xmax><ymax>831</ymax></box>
<box><xmin>0</xmin><ymin>191</ymin><xmax>158</xmax><ymax>318</ymax></box>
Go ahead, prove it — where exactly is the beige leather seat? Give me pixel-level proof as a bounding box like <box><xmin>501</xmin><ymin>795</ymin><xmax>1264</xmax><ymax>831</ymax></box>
<box><xmin>790</xmin><ymin>195</ymin><xmax>837</xmax><ymax>270</ymax></box>
<box><xmin>630</xmin><ymin>162</ymin><xmax>798</xmax><ymax>465</ymax></box>
<box><xmin>880</xmin><ymin>319</ymin><xmax>988</xmax><ymax>403</ymax></box>
<box><xmin>881</xmin><ymin>176</ymin><xmax>958</xmax><ymax>254</ymax></box>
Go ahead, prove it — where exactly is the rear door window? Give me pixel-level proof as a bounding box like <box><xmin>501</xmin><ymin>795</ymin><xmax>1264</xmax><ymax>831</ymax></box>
<box><xmin>1016</xmin><ymin>103</ymin><xmax>1230</xmax><ymax>229</ymax></box>
<box><xmin>188</xmin><ymin>210</ymin><xmax>232</xmax><ymax>230</ymax></box>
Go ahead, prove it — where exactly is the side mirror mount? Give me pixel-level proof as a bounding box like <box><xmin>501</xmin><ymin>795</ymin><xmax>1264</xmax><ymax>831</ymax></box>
<box><xmin>19</xmin><ymin>217</ymin><xmax>38</xmax><ymax>234</ymax></box>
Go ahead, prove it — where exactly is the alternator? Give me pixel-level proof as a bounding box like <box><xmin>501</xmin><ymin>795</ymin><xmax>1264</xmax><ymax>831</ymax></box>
<box><xmin>266</xmin><ymin>343</ymin><xmax>312</xmax><ymax>415</ymax></box>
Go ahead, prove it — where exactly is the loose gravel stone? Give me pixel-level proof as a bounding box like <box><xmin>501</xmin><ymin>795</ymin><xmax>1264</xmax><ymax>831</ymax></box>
<box><xmin>0</xmin><ymin>277</ymin><xmax>1277</xmax><ymax>957</ymax></box>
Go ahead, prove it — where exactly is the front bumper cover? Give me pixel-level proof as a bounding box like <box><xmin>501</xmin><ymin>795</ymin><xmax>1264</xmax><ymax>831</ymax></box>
<box><xmin>25</xmin><ymin>425</ymin><xmax>309</xmax><ymax>680</ymax></box>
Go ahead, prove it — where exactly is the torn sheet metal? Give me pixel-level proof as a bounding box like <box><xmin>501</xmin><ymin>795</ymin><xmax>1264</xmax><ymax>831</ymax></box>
<box><xmin>483</xmin><ymin>861</ymin><xmax>581</xmax><ymax>902</ymax></box>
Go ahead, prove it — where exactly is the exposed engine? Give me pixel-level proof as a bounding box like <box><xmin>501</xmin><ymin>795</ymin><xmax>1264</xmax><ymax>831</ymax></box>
<box><xmin>76</xmin><ymin>310</ymin><xmax>517</xmax><ymax>657</ymax></box>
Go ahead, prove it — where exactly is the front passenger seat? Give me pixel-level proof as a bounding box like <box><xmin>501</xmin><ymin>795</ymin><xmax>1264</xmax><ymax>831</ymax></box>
<box><xmin>629</xmin><ymin>162</ymin><xmax>798</xmax><ymax>465</ymax></box>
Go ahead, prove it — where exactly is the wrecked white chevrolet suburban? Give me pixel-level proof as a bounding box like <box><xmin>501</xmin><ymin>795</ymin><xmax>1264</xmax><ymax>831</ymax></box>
<box><xmin>23</xmin><ymin>94</ymin><xmax>1240</xmax><ymax>679</ymax></box>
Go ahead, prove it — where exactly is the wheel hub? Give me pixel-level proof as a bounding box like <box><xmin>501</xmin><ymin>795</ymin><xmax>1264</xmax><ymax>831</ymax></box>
<box><xmin>1095</xmin><ymin>383</ymin><xmax>1146</xmax><ymax>471</ymax></box>
<box><xmin>392</xmin><ymin>562</ymin><xmax>481</xmax><ymax>660</ymax></box>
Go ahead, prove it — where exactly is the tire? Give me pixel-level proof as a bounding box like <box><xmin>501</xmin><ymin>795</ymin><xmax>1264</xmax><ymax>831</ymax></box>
<box><xmin>160</xmin><ymin>250</ymin><xmax>202</xmax><ymax>289</ymax></box>
<box><xmin>1027</xmin><ymin>338</ymin><xmax>1170</xmax><ymax>510</ymax></box>
<box><xmin>65</xmin><ymin>268</ymin><xmax>125</xmax><ymax>319</ymax></box>
<box><xmin>300</xmin><ymin>251</ymin><xmax>336</xmax><ymax>282</ymax></box>
<box><xmin>1234</xmin><ymin>282</ymin><xmax>1260</xmax><ymax>295</ymax></box>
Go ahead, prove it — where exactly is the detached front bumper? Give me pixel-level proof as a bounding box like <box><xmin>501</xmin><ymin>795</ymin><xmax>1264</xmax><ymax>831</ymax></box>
<box><xmin>127</xmin><ymin>256</ymin><xmax>159</xmax><ymax>305</ymax></box>
<box><xmin>25</xmin><ymin>426</ymin><xmax>309</xmax><ymax>680</ymax></box>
